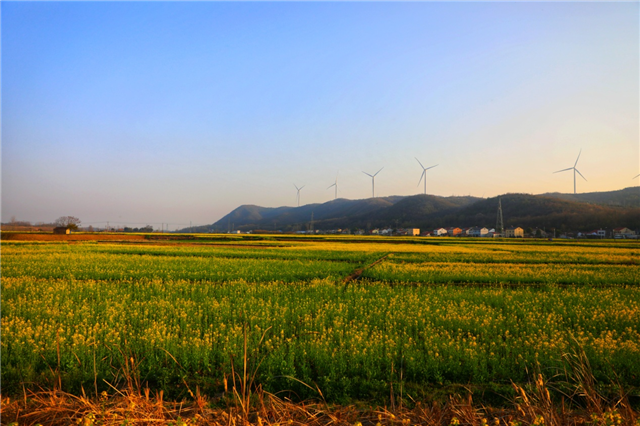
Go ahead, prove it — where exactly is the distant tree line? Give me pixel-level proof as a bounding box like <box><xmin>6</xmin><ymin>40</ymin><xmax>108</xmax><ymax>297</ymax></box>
<box><xmin>123</xmin><ymin>226</ymin><xmax>154</xmax><ymax>233</ymax></box>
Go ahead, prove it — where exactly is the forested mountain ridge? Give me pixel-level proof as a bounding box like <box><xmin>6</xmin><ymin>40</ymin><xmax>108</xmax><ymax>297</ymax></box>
<box><xmin>190</xmin><ymin>187</ymin><xmax>639</xmax><ymax>233</ymax></box>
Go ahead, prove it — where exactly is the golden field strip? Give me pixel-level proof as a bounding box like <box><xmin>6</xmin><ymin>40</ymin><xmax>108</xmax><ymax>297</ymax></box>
<box><xmin>2</xmin><ymin>235</ymin><xmax>639</xmax><ymax>407</ymax></box>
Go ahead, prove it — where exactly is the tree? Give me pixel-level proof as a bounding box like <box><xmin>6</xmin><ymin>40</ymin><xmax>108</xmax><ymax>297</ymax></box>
<box><xmin>54</xmin><ymin>216</ymin><xmax>81</xmax><ymax>231</ymax></box>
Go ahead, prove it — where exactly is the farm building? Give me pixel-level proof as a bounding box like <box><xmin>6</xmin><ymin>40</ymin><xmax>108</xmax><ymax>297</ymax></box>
<box><xmin>53</xmin><ymin>227</ymin><xmax>70</xmax><ymax>235</ymax></box>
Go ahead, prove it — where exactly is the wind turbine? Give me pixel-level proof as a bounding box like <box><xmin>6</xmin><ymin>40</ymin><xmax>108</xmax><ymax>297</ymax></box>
<box><xmin>553</xmin><ymin>149</ymin><xmax>586</xmax><ymax>194</ymax></box>
<box><xmin>294</xmin><ymin>184</ymin><xmax>305</xmax><ymax>207</ymax></box>
<box><xmin>415</xmin><ymin>158</ymin><xmax>438</xmax><ymax>195</ymax></box>
<box><xmin>362</xmin><ymin>167</ymin><xmax>383</xmax><ymax>198</ymax></box>
<box><xmin>327</xmin><ymin>174</ymin><xmax>338</xmax><ymax>200</ymax></box>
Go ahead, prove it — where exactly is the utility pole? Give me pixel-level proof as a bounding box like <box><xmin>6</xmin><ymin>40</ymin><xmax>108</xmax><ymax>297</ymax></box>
<box><xmin>496</xmin><ymin>198</ymin><xmax>504</xmax><ymax>237</ymax></box>
<box><xmin>310</xmin><ymin>212</ymin><xmax>314</xmax><ymax>233</ymax></box>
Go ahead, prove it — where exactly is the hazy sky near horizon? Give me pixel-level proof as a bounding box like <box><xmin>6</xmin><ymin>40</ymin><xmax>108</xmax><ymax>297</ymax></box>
<box><xmin>2</xmin><ymin>2</ymin><xmax>638</xmax><ymax>229</ymax></box>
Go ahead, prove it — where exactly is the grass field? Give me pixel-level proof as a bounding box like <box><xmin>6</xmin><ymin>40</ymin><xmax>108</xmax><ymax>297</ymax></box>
<box><xmin>2</xmin><ymin>235</ymin><xmax>639</xmax><ymax>411</ymax></box>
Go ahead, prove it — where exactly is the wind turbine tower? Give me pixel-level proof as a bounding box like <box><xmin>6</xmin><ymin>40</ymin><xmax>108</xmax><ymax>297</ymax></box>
<box><xmin>362</xmin><ymin>168</ymin><xmax>383</xmax><ymax>198</ymax></box>
<box><xmin>415</xmin><ymin>158</ymin><xmax>438</xmax><ymax>195</ymax></box>
<box><xmin>294</xmin><ymin>184</ymin><xmax>305</xmax><ymax>207</ymax></box>
<box><xmin>327</xmin><ymin>174</ymin><xmax>338</xmax><ymax>200</ymax></box>
<box><xmin>553</xmin><ymin>149</ymin><xmax>587</xmax><ymax>194</ymax></box>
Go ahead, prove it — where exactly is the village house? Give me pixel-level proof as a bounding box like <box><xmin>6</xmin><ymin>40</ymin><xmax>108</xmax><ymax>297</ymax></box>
<box><xmin>505</xmin><ymin>227</ymin><xmax>524</xmax><ymax>238</ymax></box>
<box><xmin>485</xmin><ymin>228</ymin><xmax>498</xmax><ymax>237</ymax></box>
<box><xmin>469</xmin><ymin>227</ymin><xmax>489</xmax><ymax>237</ymax></box>
<box><xmin>579</xmin><ymin>229</ymin><xmax>607</xmax><ymax>239</ymax></box>
<box><xmin>446</xmin><ymin>227</ymin><xmax>462</xmax><ymax>237</ymax></box>
<box><xmin>613</xmin><ymin>227</ymin><xmax>636</xmax><ymax>239</ymax></box>
<box><xmin>531</xmin><ymin>228</ymin><xmax>548</xmax><ymax>238</ymax></box>
<box><xmin>53</xmin><ymin>227</ymin><xmax>70</xmax><ymax>235</ymax></box>
<box><xmin>433</xmin><ymin>228</ymin><xmax>448</xmax><ymax>236</ymax></box>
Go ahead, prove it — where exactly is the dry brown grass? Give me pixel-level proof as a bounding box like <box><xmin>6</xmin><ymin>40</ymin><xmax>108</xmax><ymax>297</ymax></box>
<box><xmin>2</xmin><ymin>333</ymin><xmax>638</xmax><ymax>425</ymax></box>
<box><xmin>2</xmin><ymin>377</ymin><xmax>638</xmax><ymax>426</ymax></box>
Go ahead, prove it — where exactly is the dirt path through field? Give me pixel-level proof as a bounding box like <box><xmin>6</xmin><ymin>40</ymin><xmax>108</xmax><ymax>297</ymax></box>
<box><xmin>343</xmin><ymin>253</ymin><xmax>391</xmax><ymax>284</ymax></box>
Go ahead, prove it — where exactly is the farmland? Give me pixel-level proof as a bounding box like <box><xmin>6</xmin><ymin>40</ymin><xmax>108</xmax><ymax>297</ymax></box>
<box><xmin>2</xmin><ymin>235</ymin><xmax>639</xmax><ymax>410</ymax></box>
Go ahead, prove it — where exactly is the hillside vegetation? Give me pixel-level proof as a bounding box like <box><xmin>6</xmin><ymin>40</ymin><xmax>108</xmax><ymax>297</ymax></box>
<box><xmin>200</xmin><ymin>187</ymin><xmax>640</xmax><ymax>232</ymax></box>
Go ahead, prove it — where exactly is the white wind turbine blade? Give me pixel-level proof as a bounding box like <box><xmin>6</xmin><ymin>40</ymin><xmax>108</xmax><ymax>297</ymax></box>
<box><xmin>426</xmin><ymin>164</ymin><xmax>438</xmax><ymax>171</ymax></box>
<box><xmin>574</xmin><ymin>149</ymin><xmax>582</xmax><ymax>168</ymax></box>
<box><xmin>575</xmin><ymin>169</ymin><xmax>587</xmax><ymax>181</ymax></box>
<box><xmin>373</xmin><ymin>167</ymin><xmax>384</xmax><ymax>177</ymax></box>
<box><xmin>299</xmin><ymin>185</ymin><xmax>305</xmax><ymax>190</ymax></box>
<box><xmin>415</xmin><ymin>157</ymin><xmax>425</xmax><ymax>170</ymax></box>
<box><xmin>633</xmin><ymin>174</ymin><xmax>640</xmax><ymax>179</ymax></box>
<box><xmin>417</xmin><ymin>170</ymin><xmax>426</xmax><ymax>186</ymax></box>
<box><xmin>553</xmin><ymin>167</ymin><xmax>573</xmax><ymax>174</ymax></box>
<box><xmin>294</xmin><ymin>184</ymin><xmax>300</xmax><ymax>191</ymax></box>
<box><xmin>362</xmin><ymin>171</ymin><xmax>373</xmax><ymax>177</ymax></box>
<box><xmin>327</xmin><ymin>183</ymin><xmax>336</xmax><ymax>189</ymax></box>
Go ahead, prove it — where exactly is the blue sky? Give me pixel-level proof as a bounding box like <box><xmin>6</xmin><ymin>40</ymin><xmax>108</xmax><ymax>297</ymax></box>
<box><xmin>2</xmin><ymin>2</ymin><xmax>638</xmax><ymax>229</ymax></box>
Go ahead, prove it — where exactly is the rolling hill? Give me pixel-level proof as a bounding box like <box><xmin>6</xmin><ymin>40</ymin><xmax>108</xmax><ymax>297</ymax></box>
<box><xmin>541</xmin><ymin>186</ymin><xmax>640</xmax><ymax>208</ymax></box>
<box><xmin>187</xmin><ymin>187</ymin><xmax>640</xmax><ymax>233</ymax></box>
<box><xmin>204</xmin><ymin>196</ymin><xmax>408</xmax><ymax>232</ymax></box>
<box><xmin>428</xmin><ymin>193</ymin><xmax>640</xmax><ymax>231</ymax></box>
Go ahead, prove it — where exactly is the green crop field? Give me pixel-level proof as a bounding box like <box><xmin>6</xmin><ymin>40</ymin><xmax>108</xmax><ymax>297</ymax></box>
<box><xmin>2</xmin><ymin>236</ymin><xmax>639</xmax><ymax>406</ymax></box>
